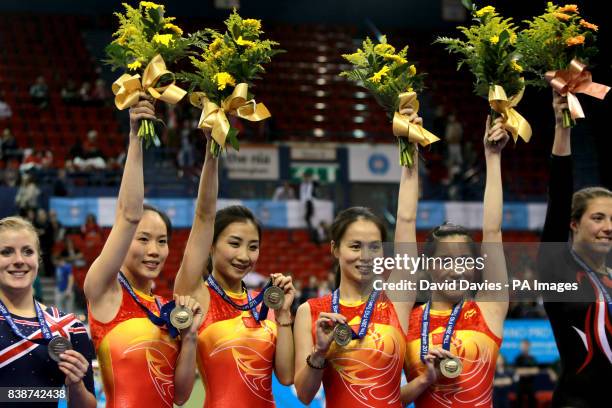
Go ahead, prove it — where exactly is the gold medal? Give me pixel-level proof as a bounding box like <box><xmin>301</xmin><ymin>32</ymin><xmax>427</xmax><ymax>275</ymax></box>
<box><xmin>170</xmin><ymin>305</ymin><xmax>193</xmax><ymax>330</ymax></box>
<box><xmin>333</xmin><ymin>323</ymin><xmax>352</xmax><ymax>347</ymax></box>
<box><xmin>440</xmin><ymin>357</ymin><xmax>462</xmax><ymax>378</ymax></box>
<box><xmin>48</xmin><ymin>336</ymin><xmax>72</xmax><ymax>362</ymax></box>
<box><xmin>263</xmin><ymin>286</ymin><xmax>285</xmax><ymax>310</ymax></box>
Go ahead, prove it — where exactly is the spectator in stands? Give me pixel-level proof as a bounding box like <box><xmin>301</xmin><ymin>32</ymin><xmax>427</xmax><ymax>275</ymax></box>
<box><xmin>19</xmin><ymin>148</ymin><xmax>42</xmax><ymax>172</ymax></box>
<box><xmin>0</xmin><ymin>128</ymin><xmax>21</xmax><ymax>163</ymax></box>
<box><xmin>60</xmin><ymin>79</ymin><xmax>79</xmax><ymax>105</ymax></box>
<box><xmin>1</xmin><ymin>168</ymin><xmax>19</xmax><ymax>187</ymax></box>
<box><xmin>315</xmin><ymin>220</ymin><xmax>330</xmax><ymax>244</ymax></box>
<box><xmin>73</xmin><ymin>130</ymin><xmax>106</xmax><ymax>170</ymax></box>
<box><xmin>0</xmin><ymin>90</ymin><xmax>12</xmax><ymax>120</ymax></box>
<box><xmin>49</xmin><ymin>209</ymin><xmax>65</xmax><ymax>242</ymax></box>
<box><xmin>80</xmin><ymin>214</ymin><xmax>102</xmax><ymax>240</ymax></box>
<box><xmin>29</xmin><ymin>75</ymin><xmax>49</xmax><ymax>108</ymax></box>
<box><xmin>493</xmin><ymin>355</ymin><xmax>513</xmax><ymax>408</ymax></box>
<box><xmin>53</xmin><ymin>168</ymin><xmax>69</xmax><ymax>196</ymax></box>
<box><xmin>299</xmin><ymin>275</ymin><xmax>319</xmax><ymax>304</ymax></box>
<box><xmin>54</xmin><ymin>253</ymin><xmax>74</xmax><ymax>313</ymax></box>
<box><xmin>91</xmin><ymin>79</ymin><xmax>110</xmax><ymax>105</ymax></box>
<box><xmin>514</xmin><ymin>339</ymin><xmax>538</xmax><ymax>408</ymax></box>
<box><xmin>176</xmin><ymin>125</ymin><xmax>195</xmax><ymax>176</ymax></box>
<box><xmin>299</xmin><ymin>170</ymin><xmax>318</xmax><ymax>239</ymax></box>
<box><xmin>78</xmin><ymin>81</ymin><xmax>93</xmax><ymax>105</ymax></box>
<box><xmin>14</xmin><ymin>173</ymin><xmax>40</xmax><ymax>215</ymax></box>
<box><xmin>34</xmin><ymin>208</ymin><xmax>55</xmax><ymax>277</ymax></box>
<box><xmin>445</xmin><ymin>112</ymin><xmax>463</xmax><ymax>175</ymax></box>
<box><xmin>272</xmin><ymin>181</ymin><xmax>295</xmax><ymax>200</ymax></box>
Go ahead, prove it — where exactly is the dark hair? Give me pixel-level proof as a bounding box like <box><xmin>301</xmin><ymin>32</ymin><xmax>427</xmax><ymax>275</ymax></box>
<box><xmin>143</xmin><ymin>204</ymin><xmax>172</xmax><ymax>242</ymax></box>
<box><xmin>207</xmin><ymin>205</ymin><xmax>262</xmax><ymax>273</ymax></box>
<box><xmin>424</xmin><ymin>222</ymin><xmax>477</xmax><ymax>258</ymax></box>
<box><xmin>571</xmin><ymin>186</ymin><xmax>612</xmax><ymax>223</ymax></box>
<box><xmin>331</xmin><ymin>207</ymin><xmax>387</xmax><ymax>288</ymax></box>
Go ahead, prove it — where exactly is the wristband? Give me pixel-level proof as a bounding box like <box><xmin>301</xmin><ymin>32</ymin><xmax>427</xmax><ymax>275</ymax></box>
<box><xmin>306</xmin><ymin>353</ymin><xmax>327</xmax><ymax>369</ymax></box>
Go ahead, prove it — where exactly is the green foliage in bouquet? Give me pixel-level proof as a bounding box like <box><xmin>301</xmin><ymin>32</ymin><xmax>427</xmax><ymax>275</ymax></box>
<box><xmin>436</xmin><ymin>4</ymin><xmax>523</xmax><ymax>100</ymax></box>
<box><xmin>180</xmin><ymin>10</ymin><xmax>283</xmax><ymax>156</ymax></box>
<box><xmin>340</xmin><ymin>36</ymin><xmax>425</xmax><ymax>166</ymax></box>
<box><xmin>517</xmin><ymin>3</ymin><xmax>599</xmax><ymax>87</ymax></box>
<box><xmin>105</xmin><ymin>1</ymin><xmax>190</xmax><ymax>72</ymax></box>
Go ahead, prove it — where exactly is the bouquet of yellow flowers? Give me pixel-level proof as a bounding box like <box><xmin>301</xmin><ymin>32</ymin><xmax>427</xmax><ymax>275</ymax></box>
<box><xmin>180</xmin><ymin>10</ymin><xmax>282</xmax><ymax>157</ymax></box>
<box><xmin>436</xmin><ymin>3</ymin><xmax>531</xmax><ymax>143</ymax></box>
<box><xmin>517</xmin><ymin>3</ymin><xmax>609</xmax><ymax>127</ymax></box>
<box><xmin>340</xmin><ymin>36</ymin><xmax>439</xmax><ymax>167</ymax></box>
<box><xmin>105</xmin><ymin>1</ymin><xmax>189</xmax><ymax>147</ymax></box>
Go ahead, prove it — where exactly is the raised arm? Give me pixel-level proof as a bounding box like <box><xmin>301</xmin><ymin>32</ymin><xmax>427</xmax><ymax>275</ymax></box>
<box><xmin>84</xmin><ymin>97</ymin><xmax>153</xmax><ymax>306</ymax></box>
<box><xmin>542</xmin><ymin>91</ymin><xmax>572</xmax><ymax>243</ymax></box>
<box><xmin>391</xmin><ymin>108</ymin><xmax>420</xmax><ymax>330</ymax></box>
<box><xmin>476</xmin><ymin>116</ymin><xmax>509</xmax><ymax>335</ymax></box>
<box><xmin>174</xmin><ymin>135</ymin><xmax>218</xmax><ymax>301</ymax></box>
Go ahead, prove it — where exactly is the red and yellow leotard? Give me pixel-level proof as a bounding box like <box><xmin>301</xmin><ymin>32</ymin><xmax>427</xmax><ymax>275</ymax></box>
<box><xmin>89</xmin><ymin>286</ymin><xmax>178</xmax><ymax>408</ymax></box>
<box><xmin>406</xmin><ymin>301</ymin><xmax>501</xmax><ymax>408</ymax></box>
<box><xmin>307</xmin><ymin>293</ymin><xmax>406</xmax><ymax>408</ymax></box>
<box><xmin>197</xmin><ymin>285</ymin><xmax>277</xmax><ymax>408</ymax></box>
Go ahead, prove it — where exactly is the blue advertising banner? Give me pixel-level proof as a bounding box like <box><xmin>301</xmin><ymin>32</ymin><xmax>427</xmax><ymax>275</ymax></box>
<box><xmin>500</xmin><ymin>319</ymin><xmax>559</xmax><ymax>364</ymax></box>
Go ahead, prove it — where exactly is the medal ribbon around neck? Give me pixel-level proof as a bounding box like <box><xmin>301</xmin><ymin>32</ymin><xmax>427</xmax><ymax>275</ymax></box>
<box><xmin>206</xmin><ymin>274</ymin><xmax>273</xmax><ymax>322</ymax></box>
<box><xmin>330</xmin><ymin>288</ymin><xmax>380</xmax><ymax>341</ymax></box>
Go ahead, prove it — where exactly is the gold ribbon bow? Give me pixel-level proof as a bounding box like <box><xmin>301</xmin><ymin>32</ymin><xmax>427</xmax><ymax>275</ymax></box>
<box><xmin>190</xmin><ymin>83</ymin><xmax>271</xmax><ymax>148</ymax></box>
<box><xmin>392</xmin><ymin>92</ymin><xmax>440</xmax><ymax>146</ymax></box>
<box><xmin>112</xmin><ymin>54</ymin><xmax>187</xmax><ymax>110</ymax></box>
<box><xmin>545</xmin><ymin>58</ymin><xmax>610</xmax><ymax>120</ymax></box>
<box><xmin>488</xmin><ymin>85</ymin><xmax>532</xmax><ymax>143</ymax></box>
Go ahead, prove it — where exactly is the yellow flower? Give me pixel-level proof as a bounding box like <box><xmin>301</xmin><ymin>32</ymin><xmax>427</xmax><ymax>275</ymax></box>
<box><xmin>489</xmin><ymin>35</ymin><xmax>499</xmax><ymax>44</ymax></box>
<box><xmin>409</xmin><ymin>64</ymin><xmax>416</xmax><ymax>76</ymax></box>
<box><xmin>127</xmin><ymin>60</ymin><xmax>142</xmax><ymax>71</ymax></box>
<box><xmin>566</xmin><ymin>35</ymin><xmax>585</xmax><ymax>46</ymax></box>
<box><xmin>509</xmin><ymin>32</ymin><xmax>517</xmax><ymax>45</ymax></box>
<box><xmin>580</xmin><ymin>20</ymin><xmax>598</xmax><ymax>31</ymax></box>
<box><xmin>383</xmin><ymin>53</ymin><xmax>407</xmax><ymax>65</ymax></box>
<box><xmin>214</xmin><ymin>72</ymin><xmax>236</xmax><ymax>90</ymax></box>
<box><xmin>163</xmin><ymin>23</ymin><xmax>183</xmax><ymax>36</ymax></box>
<box><xmin>140</xmin><ymin>1</ymin><xmax>161</xmax><ymax>10</ymax></box>
<box><xmin>558</xmin><ymin>4</ymin><xmax>578</xmax><ymax>13</ymax></box>
<box><xmin>153</xmin><ymin>33</ymin><xmax>173</xmax><ymax>46</ymax></box>
<box><xmin>554</xmin><ymin>12</ymin><xmax>571</xmax><ymax>21</ymax></box>
<box><xmin>209</xmin><ymin>38</ymin><xmax>224</xmax><ymax>53</ymax></box>
<box><xmin>374</xmin><ymin>43</ymin><xmax>395</xmax><ymax>55</ymax></box>
<box><xmin>236</xmin><ymin>36</ymin><xmax>256</xmax><ymax>48</ymax></box>
<box><xmin>243</xmin><ymin>19</ymin><xmax>262</xmax><ymax>31</ymax></box>
<box><xmin>510</xmin><ymin>60</ymin><xmax>523</xmax><ymax>73</ymax></box>
<box><xmin>475</xmin><ymin>6</ymin><xmax>496</xmax><ymax>17</ymax></box>
<box><xmin>369</xmin><ymin>65</ymin><xmax>390</xmax><ymax>83</ymax></box>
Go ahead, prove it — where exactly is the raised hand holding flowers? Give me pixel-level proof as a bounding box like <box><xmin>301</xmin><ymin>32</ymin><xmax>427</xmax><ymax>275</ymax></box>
<box><xmin>517</xmin><ymin>3</ymin><xmax>609</xmax><ymax>128</ymax></box>
<box><xmin>180</xmin><ymin>10</ymin><xmax>281</xmax><ymax>157</ymax></box>
<box><xmin>340</xmin><ymin>36</ymin><xmax>439</xmax><ymax>167</ymax></box>
<box><xmin>106</xmin><ymin>1</ymin><xmax>189</xmax><ymax>147</ymax></box>
<box><xmin>436</xmin><ymin>3</ymin><xmax>532</xmax><ymax>143</ymax></box>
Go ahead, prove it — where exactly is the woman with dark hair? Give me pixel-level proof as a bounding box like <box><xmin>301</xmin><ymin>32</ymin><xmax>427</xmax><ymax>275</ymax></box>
<box><xmin>538</xmin><ymin>91</ymin><xmax>612</xmax><ymax>407</ymax></box>
<box><xmin>173</xmin><ymin>132</ymin><xmax>296</xmax><ymax>407</ymax></box>
<box><xmin>83</xmin><ymin>96</ymin><xmax>203</xmax><ymax>408</ymax></box>
<box><xmin>0</xmin><ymin>216</ymin><xmax>96</xmax><ymax>408</ymax></box>
<box><xmin>293</xmin><ymin>107</ymin><xmax>450</xmax><ymax>407</ymax></box>
<box><xmin>403</xmin><ymin>113</ymin><xmax>510</xmax><ymax>407</ymax></box>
